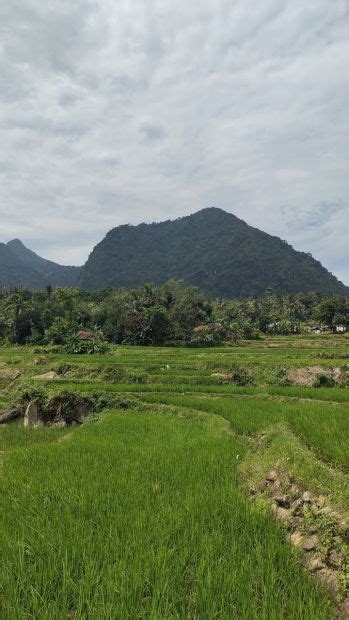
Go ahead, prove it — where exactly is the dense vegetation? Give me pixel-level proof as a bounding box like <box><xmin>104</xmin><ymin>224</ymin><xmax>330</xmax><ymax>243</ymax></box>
<box><xmin>79</xmin><ymin>208</ymin><xmax>348</xmax><ymax>296</ymax></box>
<box><xmin>1</xmin><ymin>336</ymin><xmax>348</xmax><ymax>617</ymax></box>
<box><xmin>0</xmin><ymin>280</ymin><xmax>348</xmax><ymax>346</ymax></box>
<box><xmin>1</xmin><ymin>209</ymin><xmax>347</xmax><ymax>296</ymax></box>
<box><xmin>0</xmin><ymin>239</ymin><xmax>80</xmax><ymax>289</ymax></box>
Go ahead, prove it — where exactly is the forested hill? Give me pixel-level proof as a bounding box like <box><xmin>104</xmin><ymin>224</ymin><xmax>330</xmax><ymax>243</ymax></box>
<box><xmin>0</xmin><ymin>240</ymin><xmax>80</xmax><ymax>289</ymax></box>
<box><xmin>78</xmin><ymin>208</ymin><xmax>347</xmax><ymax>297</ymax></box>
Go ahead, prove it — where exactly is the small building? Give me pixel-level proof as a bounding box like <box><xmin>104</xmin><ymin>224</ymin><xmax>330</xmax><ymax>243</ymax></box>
<box><xmin>336</xmin><ymin>325</ymin><xmax>347</xmax><ymax>333</ymax></box>
<box><xmin>76</xmin><ymin>330</ymin><xmax>93</xmax><ymax>340</ymax></box>
<box><xmin>307</xmin><ymin>325</ymin><xmax>321</xmax><ymax>334</ymax></box>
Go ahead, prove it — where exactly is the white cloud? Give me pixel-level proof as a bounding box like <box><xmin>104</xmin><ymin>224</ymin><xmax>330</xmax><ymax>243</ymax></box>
<box><xmin>0</xmin><ymin>0</ymin><xmax>348</xmax><ymax>282</ymax></box>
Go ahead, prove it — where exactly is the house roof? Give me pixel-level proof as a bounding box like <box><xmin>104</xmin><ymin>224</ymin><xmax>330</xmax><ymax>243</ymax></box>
<box><xmin>192</xmin><ymin>324</ymin><xmax>208</xmax><ymax>333</ymax></box>
<box><xmin>76</xmin><ymin>330</ymin><xmax>93</xmax><ymax>340</ymax></box>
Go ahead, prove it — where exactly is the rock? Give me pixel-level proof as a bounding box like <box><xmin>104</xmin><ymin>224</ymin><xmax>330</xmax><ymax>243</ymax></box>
<box><xmin>328</xmin><ymin>550</ymin><xmax>341</xmax><ymax>567</ymax></box>
<box><xmin>338</xmin><ymin>521</ymin><xmax>349</xmax><ymax>542</ymax></box>
<box><xmin>302</xmin><ymin>491</ymin><xmax>312</xmax><ymax>503</ymax></box>
<box><xmin>289</xmin><ymin>516</ymin><xmax>301</xmax><ymax>530</ymax></box>
<box><xmin>274</xmin><ymin>494</ymin><xmax>291</xmax><ymax>508</ymax></box>
<box><xmin>290</xmin><ymin>498</ymin><xmax>303</xmax><ymax>514</ymax></box>
<box><xmin>73</xmin><ymin>403</ymin><xmax>89</xmax><ymax>424</ymax></box>
<box><xmin>23</xmin><ymin>403</ymin><xmax>42</xmax><ymax>428</ymax></box>
<box><xmin>290</xmin><ymin>484</ymin><xmax>300</xmax><ymax>495</ymax></box>
<box><xmin>316</xmin><ymin>495</ymin><xmax>326</xmax><ymax>508</ymax></box>
<box><xmin>272</xmin><ymin>479</ymin><xmax>281</xmax><ymax>491</ymax></box>
<box><xmin>277</xmin><ymin>507</ymin><xmax>290</xmax><ymax>522</ymax></box>
<box><xmin>0</xmin><ymin>408</ymin><xmax>22</xmax><ymax>424</ymax></box>
<box><xmin>259</xmin><ymin>480</ymin><xmax>268</xmax><ymax>492</ymax></box>
<box><xmin>307</xmin><ymin>555</ymin><xmax>325</xmax><ymax>572</ymax></box>
<box><xmin>34</xmin><ymin>371</ymin><xmax>59</xmax><ymax>380</ymax></box>
<box><xmin>303</xmin><ymin>535</ymin><xmax>318</xmax><ymax>551</ymax></box>
<box><xmin>290</xmin><ymin>531</ymin><xmax>303</xmax><ymax>547</ymax></box>
<box><xmin>266</xmin><ymin>469</ymin><xmax>278</xmax><ymax>482</ymax></box>
<box><xmin>317</xmin><ymin>568</ymin><xmax>340</xmax><ymax>596</ymax></box>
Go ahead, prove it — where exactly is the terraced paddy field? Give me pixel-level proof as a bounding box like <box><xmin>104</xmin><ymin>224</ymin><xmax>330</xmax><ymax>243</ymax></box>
<box><xmin>1</xmin><ymin>335</ymin><xmax>348</xmax><ymax>618</ymax></box>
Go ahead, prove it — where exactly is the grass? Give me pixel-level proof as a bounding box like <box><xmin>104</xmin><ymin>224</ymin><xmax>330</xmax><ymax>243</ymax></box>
<box><xmin>0</xmin><ymin>334</ymin><xmax>348</xmax><ymax>617</ymax></box>
<box><xmin>141</xmin><ymin>394</ymin><xmax>349</xmax><ymax>470</ymax></box>
<box><xmin>0</xmin><ymin>424</ymin><xmax>70</xmax><ymax>452</ymax></box>
<box><xmin>1</xmin><ymin>409</ymin><xmax>333</xmax><ymax>619</ymax></box>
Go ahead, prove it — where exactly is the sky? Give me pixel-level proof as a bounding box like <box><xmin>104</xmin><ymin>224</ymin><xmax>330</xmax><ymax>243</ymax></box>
<box><xmin>0</xmin><ymin>1</ymin><xmax>348</xmax><ymax>284</ymax></box>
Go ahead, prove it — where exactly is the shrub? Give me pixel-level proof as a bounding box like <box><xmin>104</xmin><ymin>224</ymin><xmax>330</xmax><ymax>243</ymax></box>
<box><xmin>313</xmin><ymin>374</ymin><xmax>336</xmax><ymax>388</ymax></box>
<box><xmin>230</xmin><ymin>364</ymin><xmax>254</xmax><ymax>386</ymax></box>
<box><xmin>65</xmin><ymin>334</ymin><xmax>110</xmax><ymax>355</ymax></box>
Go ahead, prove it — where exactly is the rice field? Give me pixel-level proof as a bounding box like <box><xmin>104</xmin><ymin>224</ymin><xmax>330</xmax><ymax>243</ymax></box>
<box><xmin>0</xmin><ymin>335</ymin><xmax>348</xmax><ymax>618</ymax></box>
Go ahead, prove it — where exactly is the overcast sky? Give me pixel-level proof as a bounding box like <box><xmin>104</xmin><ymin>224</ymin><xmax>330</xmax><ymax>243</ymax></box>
<box><xmin>1</xmin><ymin>1</ymin><xmax>348</xmax><ymax>283</ymax></box>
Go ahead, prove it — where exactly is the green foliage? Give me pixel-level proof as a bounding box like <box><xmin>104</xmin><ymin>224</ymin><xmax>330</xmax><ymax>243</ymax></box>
<box><xmin>65</xmin><ymin>334</ymin><xmax>110</xmax><ymax>355</ymax></box>
<box><xmin>313</xmin><ymin>374</ymin><xmax>336</xmax><ymax>388</ymax></box>
<box><xmin>0</xmin><ymin>283</ymin><xmax>348</xmax><ymax>348</ymax></box>
<box><xmin>18</xmin><ymin>387</ymin><xmax>119</xmax><ymax>423</ymax></box>
<box><xmin>230</xmin><ymin>364</ymin><xmax>255</xmax><ymax>386</ymax></box>
<box><xmin>315</xmin><ymin>297</ymin><xmax>349</xmax><ymax>328</ymax></box>
<box><xmin>45</xmin><ymin>317</ymin><xmax>74</xmax><ymax>344</ymax></box>
<box><xmin>78</xmin><ymin>208</ymin><xmax>347</xmax><ymax>297</ymax></box>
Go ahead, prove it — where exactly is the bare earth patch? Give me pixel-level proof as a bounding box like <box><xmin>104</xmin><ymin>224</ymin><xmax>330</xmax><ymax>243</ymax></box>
<box><xmin>287</xmin><ymin>366</ymin><xmax>342</xmax><ymax>387</ymax></box>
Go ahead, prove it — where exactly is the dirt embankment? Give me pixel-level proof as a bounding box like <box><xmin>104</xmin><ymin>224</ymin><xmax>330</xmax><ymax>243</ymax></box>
<box><xmin>287</xmin><ymin>366</ymin><xmax>344</xmax><ymax>387</ymax></box>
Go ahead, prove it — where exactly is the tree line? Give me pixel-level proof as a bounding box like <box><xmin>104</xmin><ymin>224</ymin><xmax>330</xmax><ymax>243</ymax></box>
<box><xmin>0</xmin><ymin>280</ymin><xmax>348</xmax><ymax>347</ymax></box>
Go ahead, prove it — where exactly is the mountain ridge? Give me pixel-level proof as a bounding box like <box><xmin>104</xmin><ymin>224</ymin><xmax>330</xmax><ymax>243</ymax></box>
<box><xmin>0</xmin><ymin>240</ymin><xmax>80</xmax><ymax>289</ymax></box>
<box><xmin>0</xmin><ymin>208</ymin><xmax>347</xmax><ymax>296</ymax></box>
<box><xmin>78</xmin><ymin>208</ymin><xmax>348</xmax><ymax>297</ymax></box>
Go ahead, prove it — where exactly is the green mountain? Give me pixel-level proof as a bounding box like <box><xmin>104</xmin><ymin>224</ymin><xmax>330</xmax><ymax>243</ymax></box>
<box><xmin>78</xmin><ymin>208</ymin><xmax>348</xmax><ymax>297</ymax></box>
<box><xmin>0</xmin><ymin>240</ymin><xmax>80</xmax><ymax>290</ymax></box>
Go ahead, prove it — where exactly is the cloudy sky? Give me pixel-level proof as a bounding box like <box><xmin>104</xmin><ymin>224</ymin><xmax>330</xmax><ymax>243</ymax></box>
<box><xmin>1</xmin><ymin>1</ymin><xmax>348</xmax><ymax>283</ymax></box>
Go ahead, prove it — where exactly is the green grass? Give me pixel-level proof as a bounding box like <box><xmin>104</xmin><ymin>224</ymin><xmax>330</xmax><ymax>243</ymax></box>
<box><xmin>268</xmin><ymin>385</ymin><xmax>349</xmax><ymax>403</ymax></box>
<box><xmin>1</xmin><ymin>409</ymin><xmax>333</xmax><ymax>619</ymax></box>
<box><xmin>1</xmin><ymin>335</ymin><xmax>348</xmax><ymax>617</ymax></box>
<box><xmin>142</xmin><ymin>394</ymin><xmax>349</xmax><ymax>471</ymax></box>
<box><xmin>286</xmin><ymin>405</ymin><xmax>349</xmax><ymax>471</ymax></box>
<box><xmin>0</xmin><ymin>423</ymin><xmax>69</xmax><ymax>452</ymax></box>
<box><xmin>239</xmin><ymin>422</ymin><xmax>349</xmax><ymax>511</ymax></box>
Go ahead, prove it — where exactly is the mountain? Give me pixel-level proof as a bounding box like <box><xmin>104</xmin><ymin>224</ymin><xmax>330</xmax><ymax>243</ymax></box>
<box><xmin>78</xmin><ymin>208</ymin><xmax>348</xmax><ymax>297</ymax></box>
<box><xmin>0</xmin><ymin>243</ymin><xmax>44</xmax><ymax>290</ymax></box>
<box><xmin>0</xmin><ymin>240</ymin><xmax>80</xmax><ymax>290</ymax></box>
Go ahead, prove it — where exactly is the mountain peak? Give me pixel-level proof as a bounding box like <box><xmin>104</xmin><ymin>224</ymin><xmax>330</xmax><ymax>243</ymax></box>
<box><xmin>79</xmin><ymin>209</ymin><xmax>347</xmax><ymax>296</ymax></box>
<box><xmin>7</xmin><ymin>238</ymin><xmax>26</xmax><ymax>249</ymax></box>
<box><xmin>1</xmin><ymin>239</ymin><xmax>81</xmax><ymax>289</ymax></box>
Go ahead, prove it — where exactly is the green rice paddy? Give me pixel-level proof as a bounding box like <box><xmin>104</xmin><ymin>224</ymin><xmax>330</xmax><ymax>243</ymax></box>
<box><xmin>1</xmin><ymin>335</ymin><xmax>348</xmax><ymax>618</ymax></box>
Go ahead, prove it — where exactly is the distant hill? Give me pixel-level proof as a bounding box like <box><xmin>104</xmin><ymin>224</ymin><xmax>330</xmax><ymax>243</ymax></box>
<box><xmin>0</xmin><ymin>240</ymin><xmax>80</xmax><ymax>290</ymax></box>
<box><xmin>78</xmin><ymin>208</ymin><xmax>348</xmax><ymax>297</ymax></box>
